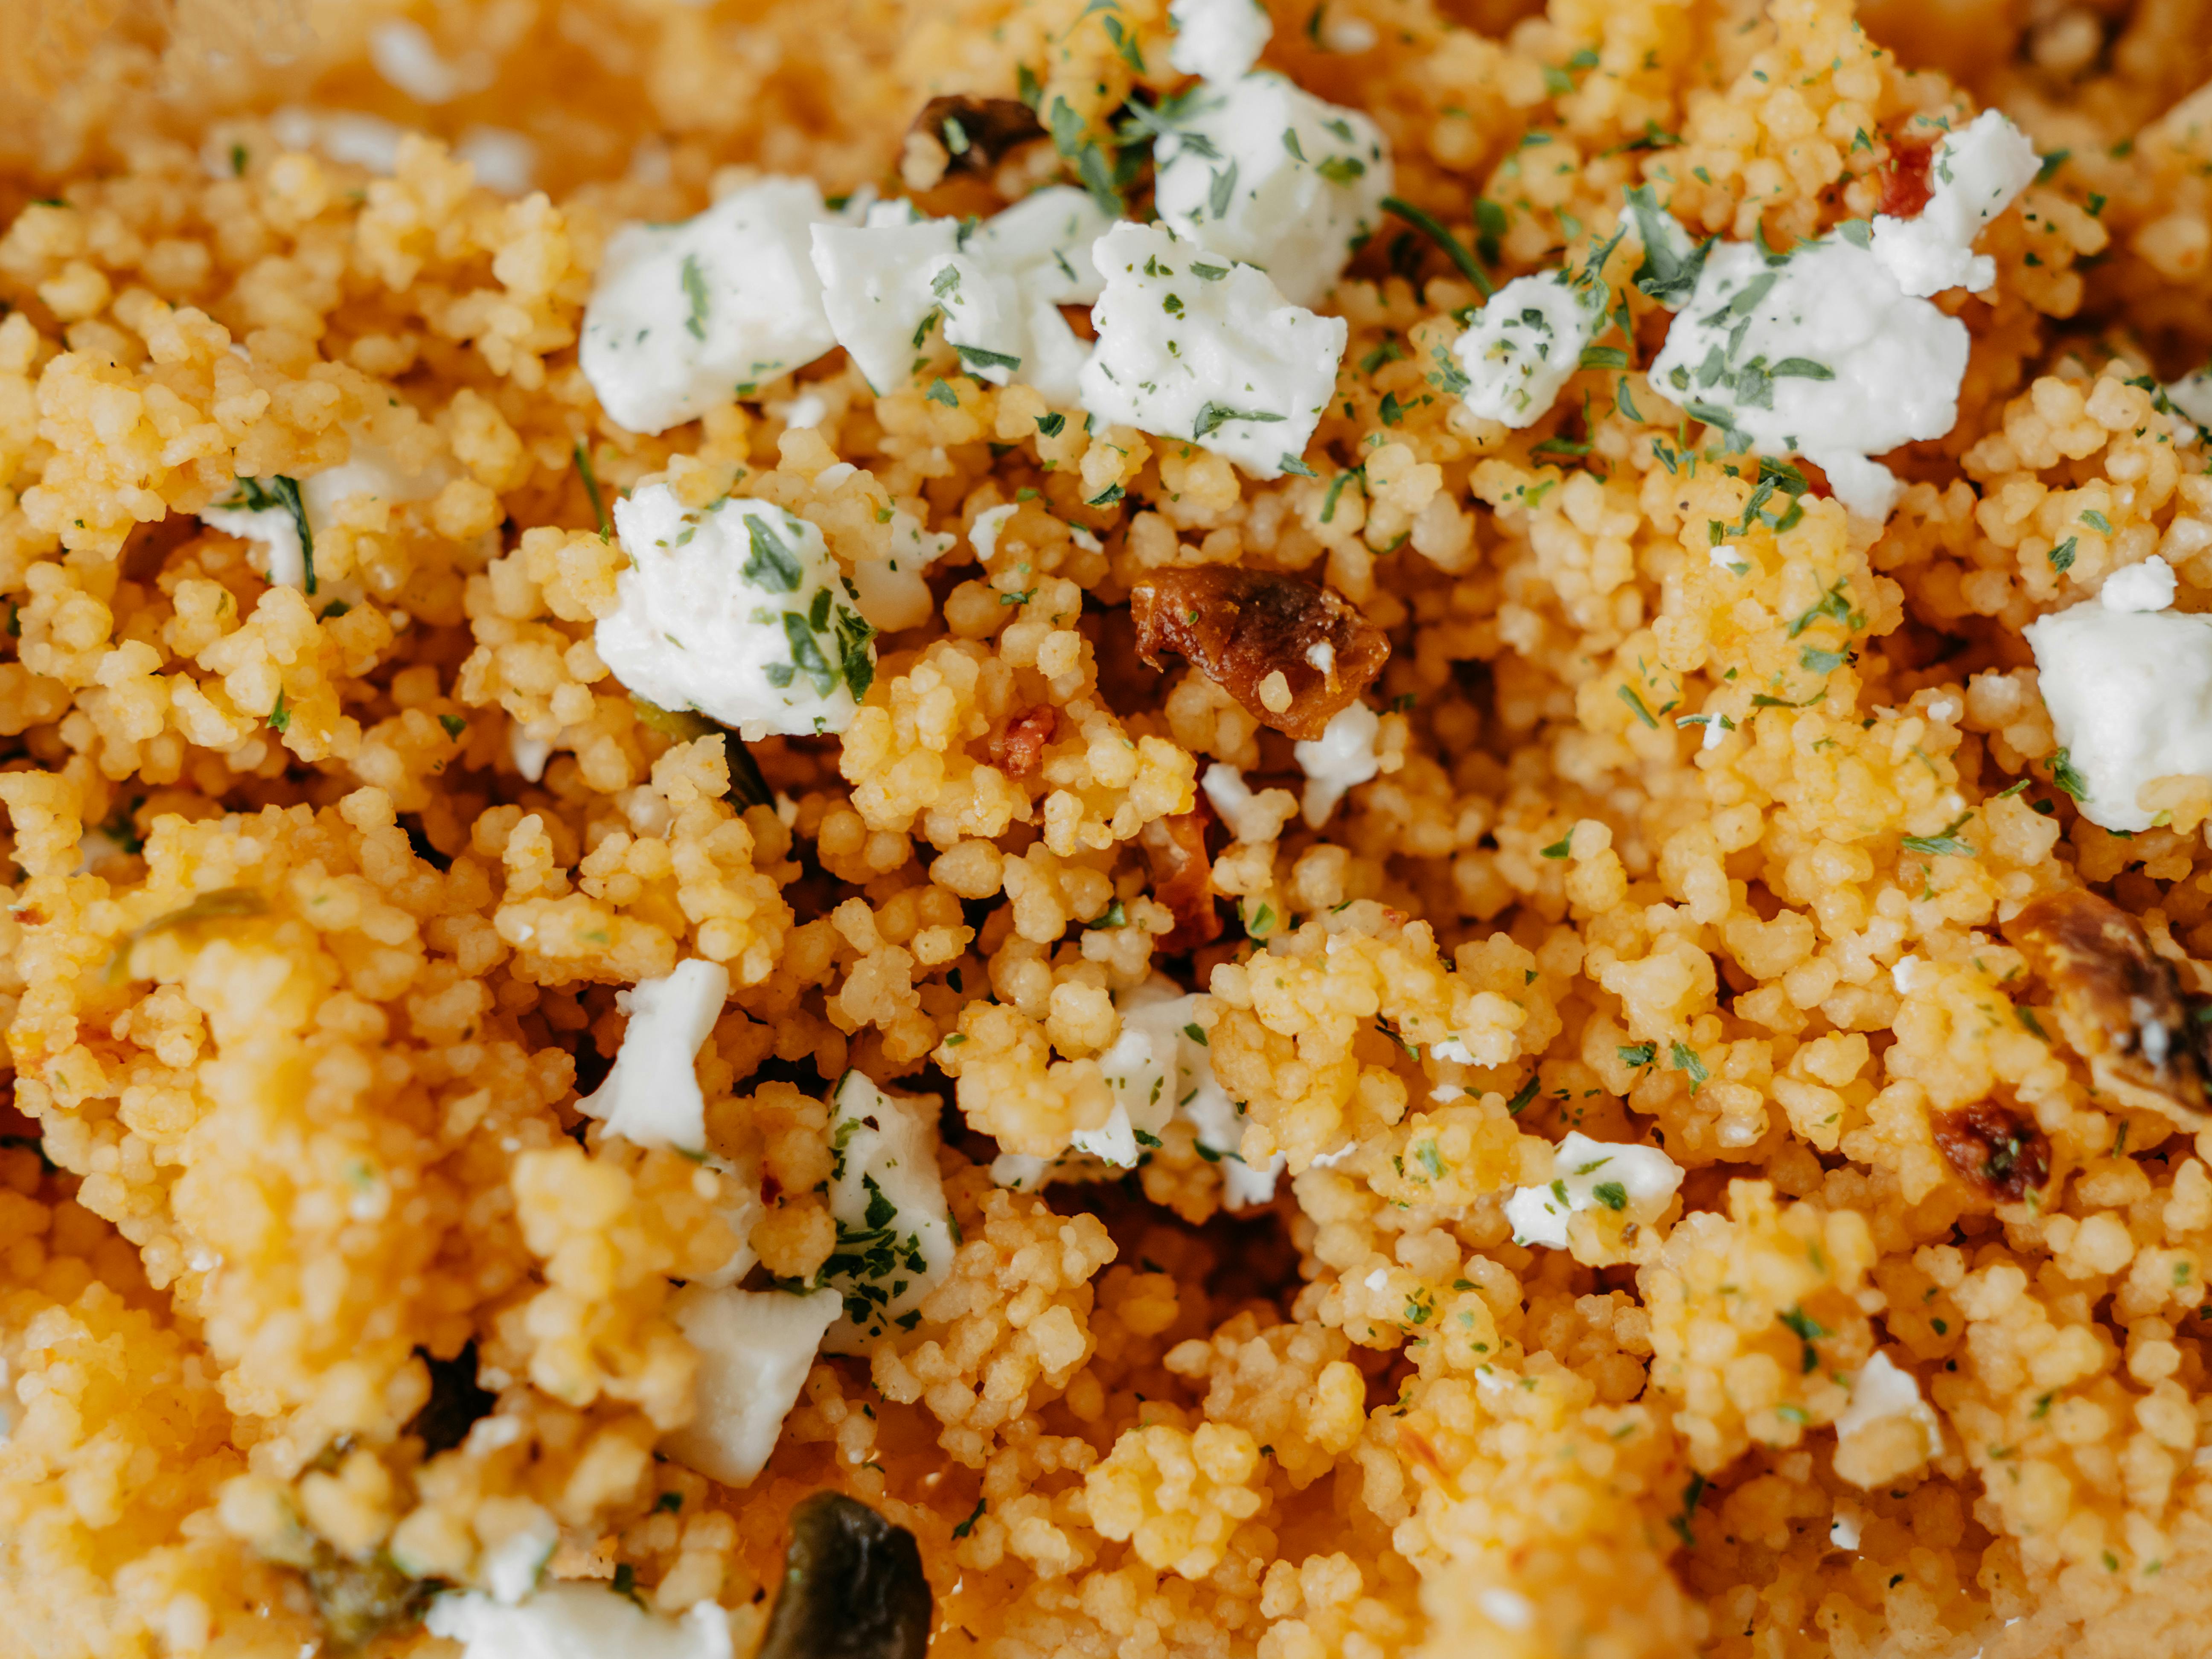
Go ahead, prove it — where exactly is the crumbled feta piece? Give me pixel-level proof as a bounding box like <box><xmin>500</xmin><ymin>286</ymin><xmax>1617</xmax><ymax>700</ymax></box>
<box><xmin>509</xmin><ymin>726</ymin><xmax>554</xmax><ymax>783</ymax></box>
<box><xmin>1080</xmin><ymin>221</ymin><xmax>1346</xmax><ymax>479</ymax></box>
<box><xmin>577</xmin><ymin>958</ymin><xmax>729</xmax><ymax>1154</ymax></box>
<box><xmin>1123</xmin><ymin>981</ymin><xmax>1284</xmax><ymax>1203</ymax></box>
<box><xmin>1828</xmin><ymin>1511</ymin><xmax>1863</xmax><ymax>1551</ymax></box>
<box><xmin>1321</xmin><ymin>12</ymin><xmax>1379</xmax><ymax>49</ymax></box>
<box><xmin>582</xmin><ymin>180</ymin><xmax>840</xmax><ymax>435</ymax></box>
<box><xmin>1647</xmin><ymin>237</ymin><xmax>1970</xmax><ymax>521</ymax></box>
<box><xmin>1504</xmin><ymin>1132</ymin><xmax>1683</xmax><ymax>1249</ymax></box>
<box><xmin>2170</xmin><ymin>365</ymin><xmax>2212</xmax><ymax>430</ymax></box>
<box><xmin>1169</xmin><ymin>0</ymin><xmax>1273</xmax><ymax>81</ymax></box>
<box><xmin>457</xmin><ymin>127</ymin><xmax>538</xmax><ymax>196</ymax></box>
<box><xmin>812</xmin><ymin>214</ymin><xmax>965</xmax><ymax>393</ymax></box>
<box><xmin>849</xmin><ymin>508</ymin><xmax>952</xmax><ymax>634</ymax></box>
<box><xmin>267</xmin><ymin>107</ymin><xmax>407</xmax><ymax>175</ymax></box>
<box><xmin>2023</xmin><ymin>560</ymin><xmax>2212</xmax><ymax>831</ymax></box>
<box><xmin>597</xmin><ymin>485</ymin><xmax>875</xmax><ymax>739</ymax></box>
<box><xmin>1834</xmin><ymin>1351</ymin><xmax>1942</xmax><ymax>1455</ymax></box>
<box><xmin>370</xmin><ymin>19</ymin><xmax>494</xmax><ymax>104</ymax></box>
<box><xmin>1478</xmin><ymin>1587</ymin><xmax>1536</xmax><ymax>1633</ymax></box>
<box><xmin>819</xmin><ymin>1072</ymin><xmax>957</xmax><ymax>1353</ymax></box>
<box><xmin>1201</xmin><ymin>763</ymin><xmax>1299</xmax><ymax>844</ymax></box>
<box><xmin>202</xmin><ymin>430</ymin><xmax>455</xmax><ymax>591</ymax></box>
<box><xmin>1152</xmin><ymin>73</ymin><xmax>1392</xmax><ymax>308</ymax></box>
<box><xmin>691</xmin><ymin>1142</ymin><xmax>764</xmax><ymax>1292</ymax></box>
<box><xmin>480</xmin><ymin>1508</ymin><xmax>558</xmax><ymax>1605</ymax></box>
<box><xmin>1452</xmin><ymin>270</ymin><xmax>1606</xmax><ymax>428</ymax></box>
<box><xmin>428</xmin><ymin>1586</ymin><xmax>736</xmax><ymax>1659</ymax></box>
<box><xmin>2101</xmin><ymin>554</ymin><xmax>2177</xmax><ymax>613</ymax></box>
<box><xmin>1292</xmin><ymin>701</ymin><xmax>1382</xmax><ymax>826</ymax></box>
<box><xmin>969</xmin><ymin>502</ymin><xmax>1020</xmax><ymax>566</ymax></box>
<box><xmin>1870</xmin><ymin>112</ymin><xmax>2041</xmax><ymax>298</ymax></box>
<box><xmin>661</xmin><ymin>1284</ymin><xmax>842</xmax><ymax>1487</ymax></box>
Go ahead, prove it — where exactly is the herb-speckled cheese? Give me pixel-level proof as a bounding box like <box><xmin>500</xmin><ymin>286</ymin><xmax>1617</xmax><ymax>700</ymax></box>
<box><xmin>597</xmin><ymin>484</ymin><xmax>876</xmax><ymax>739</ymax></box>
<box><xmin>1079</xmin><ymin>221</ymin><xmax>1346</xmax><ymax>479</ymax></box>
<box><xmin>1869</xmin><ymin>111</ymin><xmax>2040</xmax><ymax>298</ymax></box>
<box><xmin>427</xmin><ymin>1585</ymin><xmax>736</xmax><ymax>1659</ymax></box>
<box><xmin>1451</xmin><ymin>269</ymin><xmax>1606</xmax><ymax>428</ymax></box>
<box><xmin>1168</xmin><ymin>0</ymin><xmax>1272</xmax><ymax>79</ymax></box>
<box><xmin>1503</xmin><ymin>1131</ymin><xmax>1683</xmax><ymax>1249</ymax></box>
<box><xmin>818</xmin><ymin>1071</ymin><xmax>957</xmax><ymax>1353</ymax></box>
<box><xmin>2170</xmin><ymin>364</ymin><xmax>2212</xmax><ymax>431</ymax></box>
<box><xmin>1646</xmin><ymin>236</ymin><xmax>1968</xmax><ymax>521</ymax></box>
<box><xmin>580</xmin><ymin>178</ymin><xmax>841</xmax><ymax>436</ymax></box>
<box><xmin>1151</xmin><ymin>71</ymin><xmax>1392</xmax><ymax>308</ymax></box>
<box><xmin>201</xmin><ymin>427</ymin><xmax>455</xmax><ymax>591</ymax></box>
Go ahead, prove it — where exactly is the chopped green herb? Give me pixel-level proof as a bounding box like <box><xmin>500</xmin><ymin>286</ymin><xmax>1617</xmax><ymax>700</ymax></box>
<box><xmin>1379</xmin><ymin>196</ymin><xmax>1494</xmax><ymax>297</ymax></box>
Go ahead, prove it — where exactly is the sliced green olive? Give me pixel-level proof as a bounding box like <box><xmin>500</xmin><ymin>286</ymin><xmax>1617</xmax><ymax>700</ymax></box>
<box><xmin>103</xmin><ymin>886</ymin><xmax>269</xmax><ymax>983</ymax></box>
<box><xmin>627</xmin><ymin>694</ymin><xmax>774</xmax><ymax>809</ymax></box>
<box><xmin>758</xmin><ymin>1492</ymin><xmax>931</xmax><ymax>1659</ymax></box>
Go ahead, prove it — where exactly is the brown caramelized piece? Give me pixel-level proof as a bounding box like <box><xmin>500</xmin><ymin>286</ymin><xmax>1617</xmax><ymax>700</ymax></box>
<box><xmin>757</xmin><ymin>1492</ymin><xmax>931</xmax><ymax>1659</ymax></box>
<box><xmin>990</xmin><ymin>705</ymin><xmax>1057</xmax><ymax>777</ymax></box>
<box><xmin>1932</xmin><ymin>1103</ymin><xmax>2051</xmax><ymax>1201</ymax></box>
<box><xmin>913</xmin><ymin>96</ymin><xmax>1046</xmax><ymax>177</ymax></box>
<box><xmin>1143</xmin><ymin>806</ymin><xmax>1220</xmax><ymax>954</ymax></box>
<box><xmin>2003</xmin><ymin>889</ymin><xmax>2209</xmax><ymax>1126</ymax></box>
<box><xmin>1130</xmin><ymin>567</ymin><xmax>1390</xmax><ymax>742</ymax></box>
<box><xmin>1877</xmin><ymin>136</ymin><xmax>1937</xmax><ymax>218</ymax></box>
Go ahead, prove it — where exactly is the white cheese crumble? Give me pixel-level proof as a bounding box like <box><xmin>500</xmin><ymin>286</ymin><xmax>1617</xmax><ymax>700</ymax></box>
<box><xmin>1292</xmin><ymin>701</ymin><xmax>1382</xmax><ymax>827</ymax></box>
<box><xmin>1478</xmin><ymin>1586</ymin><xmax>1536</xmax><ymax>1633</ymax></box>
<box><xmin>509</xmin><ymin>727</ymin><xmax>554</xmax><ymax>783</ymax></box>
<box><xmin>1151</xmin><ymin>73</ymin><xmax>1392</xmax><ymax>308</ymax></box>
<box><xmin>1503</xmin><ymin>1131</ymin><xmax>1683</xmax><ymax>1249</ymax></box>
<box><xmin>597</xmin><ymin>484</ymin><xmax>876</xmax><ymax>739</ymax></box>
<box><xmin>581</xmin><ymin>180</ymin><xmax>841</xmax><ymax>436</ymax></box>
<box><xmin>266</xmin><ymin>107</ymin><xmax>407</xmax><ymax>175</ymax></box>
<box><xmin>457</xmin><ymin>128</ymin><xmax>538</xmax><ymax>196</ymax></box>
<box><xmin>1834</xmin><ymin>1350</ymin><xmax>1943</xmax><ymax>1456</ymax></box>
<box><xmin>660</xmin><ymin>1283</ymin><xmax>843</xmax><ymax>1487</ymax></box>
<box><xmin>428</xmin><ymin>1585</ymin><xmax>735</xmax><ymax>1659</ymax></box>
<box><xmin>1079</xmin><ymin>221</ymin><xmax>1347</xmax><ymax>479</ymax></box>
<box><xmin>1452</xmin><ymin>269</ymin><xmax>1605</xmax><ymax>428</ymax></box>
<box><xmin>2101</xmin><ymin>554</ymin><xmax>2177</xmax><ymax>613</ymax></box>
<box><xmin>1200</xmin><ymin>763</ymin><xmax>1299</xmax><ymax>845</ymax></box>
<box><xmin>1647</xmin><ymin>237</ymin><xmax>1970</xmax><ymax>521</ymax></box>
<box><xmin>2023</xmin><ymin>555</ymin><xmax>2212</xmax><ymax>831</ymax></box>
<box><xmin>577</xmin><ymin>958</ymin><xmax>729</xmax><ymax>1154</ymax></box>
<box><xmin>818</xmin><ymin>1071</ymin><xmax>958</xmax><ymax>1353</ymax></box>
<box><xmin>1828</xmin><ymin>1511</ymin><xmax>1863</xmax><ymax>1551</ymax></box>
<box><xmin>480</xmin><ymin>1508</ymin><xmax>559</xmax><ymax>1605</ymax></box>
<box><xmin>369</xmin><ymin>19</ymin><xmax>494</xmax><ymax>105</ymax></box>
<box><xmin>202</xmin><ymin>430</ymin><xmax>455</xmax><ymax>591</ymax></box>
<box><xmin>2170</xmin><ymin>365</ymin><xmax>2212</xmax><ymax>430</ymax></box>
<box><xmin>1169</xmin><ymin>0</ymin><xmax>1272</xmax><ymax>80</ymax></box>
<box><xmin>1869</xmin><ymin>112</ymin><xmax>2041</xmax><ymax>298</ymax></box>
<box><xmin>1121</xmin><ymin>981</ymin><xmax>1284</xmax><ymax>1205</ymax></box>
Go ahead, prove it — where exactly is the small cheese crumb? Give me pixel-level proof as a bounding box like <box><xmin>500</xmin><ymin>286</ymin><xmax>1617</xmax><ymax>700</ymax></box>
<box><xmin>818</xmin><ymin>1072</ymin><xmax>957</xmax><ymax>1353</ymax></box>
<box><xmin>1292</xmin><ymin>701</ymin><xmax>1382</xmax><ymax>827</ymax></box>
<box><xmin>660</xmin><ymin>1284</ymin><xmax>843</xmax><ymax>1488</ymax></box>
<box><xmin>581</xmin><ymin>180</ymin><xmax>840</xmax><ymax>436</ymax></box>
<box><xmin>369</xmin><ymin>19</ymin><xmax>494</xmax><ymax>105</ymax></box>
<box><xmin>577</xmin><ymin>959</ymin><xmax>730</xmax><ymax>1154</ymax></box>
<box><xmin>1169</xmin><ymin>0</ymin><xmax>1273</xmax><ymax>80</ymax></box>
<box><xmin>2024</xmin><ymin>558</ymin><xmax>2212</xmax><ymax>831</ymax></box>
<box><xmin>456</xmin><ymin>127</ymin><xmax>537</xmax><ymax>195</ymax></box>
<box><xmin>2169</xmin><ymin>365</ymin><xmax>2212</xmax><ymax>430</ymax></box>
<box><xmin>480</xmin><ymin>1509</ymin><xmax>558</xmax><ymax>1605</ymax></box>
<box><xmin>1828</xmin><ymin>1511</ymin><xmax>1863</xmax><ymax>1551</ymax></box>
<box><xmin>1504</xmin><ymin>1131</ymin><xmax>1683</xmax><ymax>1249</ymax></box>
<box><xmin>1478</xmin><ymin>1587</ymin><xmax>1536</xmax><ymax>1633</ymax></box>
<box><xmin>202</xmin><ymin>429</ymin><xmax>455</xmax><ymax>591</ymax></box>
<box><xmin>1452</xmin><ymin>269</ymin><xmax>1604</xmax><ymax>428</ymax></box>
<box><xmin>428</xmin><ymin>1586</ymin><xmax>735</xmax><ymax>1659</ymax></box>
<box><xmin>849</xmin><ymin>509</ymin><xmax>952</xmax><ymax>634</ymax></box>
<box><xmin>1202</xmin><ymin>763</ymin><xmax>1300</xmax><ymax>845</ymax></box>
<box><xmin>1834</xmin><ymin>1351</ymin><xmax>1942</xmax><ymax>1456</ymax></box>
<box><xmin>1151</xmin><ymin>72</ymin><xmax>1392</xmax><ymax>307</ymax></box>
<box><xmin>1080</xmin><ymin>221</ymin><xmax>1345</xmax><ymax>478</ymax></box>
<box><xmin>1870</xmin><ymin>111</ymin><xmax>2041</xmax><ymax>298</ymax></box>
<box><xmin>508</xmin><ymin>727</ymin><xmax>554</xmax><ymax>783</ymax></box>
<box><xmin>596</xmin><ymin>484</ymin><xmax>876</xmax><ymax>739</ymax></box>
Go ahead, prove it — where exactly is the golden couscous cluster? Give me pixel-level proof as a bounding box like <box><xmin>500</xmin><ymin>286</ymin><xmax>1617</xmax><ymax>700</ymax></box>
<box><xmin>2</xmin><ymin>0</ymin><xmax>2212</xmax><ymax>1656</ymax></box>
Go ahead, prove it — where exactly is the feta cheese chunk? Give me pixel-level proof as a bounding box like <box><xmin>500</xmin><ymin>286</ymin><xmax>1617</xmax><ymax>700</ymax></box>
<box><xmin>480</xmin><ymin>1509</ymin><xmax>559</xmax><ymax>1605</ymax></box>
<box><xmin>1293</xmin><ymin>701</ymin><xmax>1382</xmax><ymax>826</ymax></box>
<box><xmin>2101</xmin><ymin>553</ymin><xmax>2177</xmax><ymax>613</ymax></box>
<box><xmin>577</xmin><ymin>958</ymin><xmax>729</xmax><ymax>1153</ymax></box>
<box><xmin>2023</xmin><ymin>557</ymin><xmax>2212</xmax><ymax>831</ymax></box>
<box><xmin>1201</xmin><ymin>763</ymin><xmax>1299</xmax><ymax>845</ymax></box>
<box><xmin>1080</xmin><ymin>221</ymin><xmax>1347</xmax><ymax>479</ymax></box>
<box><xmin>660</xmin><ymin>1284</ymin><xmax>843</xmax><ymax>1487</ymax></box>
<box><xmin>1169</xmin><ymin>0</ymin><xmax>1272</xmax><ymax>80</ymax></box>
<box><xmin>1834</xmin><ymin>1350</ymin><xmax>1943</xmax><ymax>1468</ymax></box>
<box><xmin>812</xmin><ymin>188</ymin><xmax>1112</xmax><ymax>403</ymax></box>
<box><xmin>1647</xmin><ymin>237</ymin><xmax>1970</xmax><ymax>521</ymax></box>
<box><xmin>819</xmin><ymin>1072</ymin><xmax>957</xmax><ymax>1353</ymax></box>
<box><xmin>1504</xmin><ymin>1132</ymin><xmax>1683</xmax><ymax>1249</ymax></box>
<box><xmin>1152</xmin><ymin>73</ymin><xmax>1392</xmax><ymax>308</ymax></box>
<box><xmin>581</xmin><ymin>180</ymin><xmax>840</xmax><ymax>435</ymax></box>
<box><xmin>2169</xmin><ymin>365</ymin><xmax>2212</xmax><ymax>430</ymax></box>
<box><xmin>1119</xmin><ymin>981</ymin><xmax>1284</xmax><ymax>1205</ymax></box>
<box><xmin>202</xmin><ymin>429</ymin><xmax>455</xmax><ymax>590</ymax></box>
<box><xmin>428</xmin><ymin>1586</ymin><xmax>735</xmax><ymax>1659</ymax></box>
<box><xmin>597</xmin><ymin>485</ymin><xmax>876</xmax><ymax>739</ymax></box>
<box><xmin>1452</xmin><ymin>270</ymin><xmax>1605</xmax><ymax>428</ymax></box>
<box><xmin>1870</xmin><ymin>112</ymin><xmax>2041</xmax><ymax>298</ymax></box>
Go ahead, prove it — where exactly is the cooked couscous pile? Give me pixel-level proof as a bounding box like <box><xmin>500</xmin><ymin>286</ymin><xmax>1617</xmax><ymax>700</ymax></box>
<box><xmin>3</xmin><ymin>0</ymin><xmax>2212</xmax><ymax>1655</ymax></box>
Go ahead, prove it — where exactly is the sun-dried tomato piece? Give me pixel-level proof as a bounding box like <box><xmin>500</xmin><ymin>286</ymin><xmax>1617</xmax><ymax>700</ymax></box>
<box><xmin>913</xmin><ymin>96</ymin><xmax>1046</xmax><ymax>177</ymax></box>
<box><xmin>1143</xmin><ymin>806</ymin><xmax>1220</xmax><ymax>954</ymax></box>
<box><xmin>1130</xmin><ymin>567</ymin><xmax>1390</xmax><ymax>742</ymax></box>
<box><xmin>1877</xmin><ymin>136</ymin><xmax>1938</xmax><ymax>219</ymax></box>
<box><xmin>990</xmin><ymin>705</ymin><xmax>1057</xmax><ymax>777</ymax></box>
<box><xmin>1931</xmin><ymin>1102</ymin><xmax>2051</xmax><ymax>1201</ymax></box>
<box><xmin>2003</xmin><ymin>889</ymin><xmax>2209</xmax><ymax>1126</ymax></box>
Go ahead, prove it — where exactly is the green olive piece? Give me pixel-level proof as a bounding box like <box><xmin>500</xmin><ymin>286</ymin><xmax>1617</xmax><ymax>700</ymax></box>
<box><xmin>757</xmin><ymin>1492</ymin><xmax>931</xmax><ymax>1659</ymax></box>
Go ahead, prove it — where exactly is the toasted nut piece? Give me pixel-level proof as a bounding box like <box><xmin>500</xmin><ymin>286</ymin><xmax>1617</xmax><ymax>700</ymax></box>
<box><xmin>2003</xmin><ymin>889</ymin><xmax>2209</xmax><ymax>1126</ymax></box>
<box><xmin>1931</xmin><ymin>1102</ymin><xmax>2051</xmax><ymax>1201</ymax></box>
<box><xmin>913</xmin><ymin>95</ymin><xmax>1047</xmax><ymax>177</ymax></box>
<box><xmin>1143</xmin><ymin>806</ymin><xmax>1219</xmax><ymax>953</ymax></box>
<box><xmin>1130</xmin><ymin>567</ymin><xmax>1389</xmax><ymax>742</ymax></box>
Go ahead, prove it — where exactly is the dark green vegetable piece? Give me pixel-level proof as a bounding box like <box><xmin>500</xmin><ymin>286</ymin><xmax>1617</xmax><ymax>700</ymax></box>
<box><xmin>758</xmin><ymin>1492</ymin><xmax>931</xmax><ymax>1659</ymax></box>
<box><xmin>303</xmin><ymin>1543</ymin><xmax>433</xmax><ymax>1651</ymax></box>
<box><xmin>626</xmin><ymin>695</ymin><xmax>773</xmax><ymax>810</ymax></box>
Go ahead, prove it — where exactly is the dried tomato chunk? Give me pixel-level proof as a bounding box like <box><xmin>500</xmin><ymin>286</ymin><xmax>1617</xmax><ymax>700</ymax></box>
<box><xmin>913</xmin><ymin>96</ymin><xmax>1046</xmax><ymax>177</ymax></box>
<box><xmin>1931</xmin><ymin>1102</ymin><xmax>2051</xmax><ymax>1201</ymax></box>
<box><xmin>1876</xmin><ymin>136</ymin><xmax>1938</xmax><ymax>219</ymax></box>
<box><xmin>1143</xmin><ymin>807</ymin><xmax>1220</xmax><ymax>954</ymax></box>
<box><xmin>1130</xmin><ymin>566</ymin><xmax>1390</xmax><ymax>742</ymax></box>
<box><xmin>990</xmin><ymin>705</ymin><xmax>1057</xmax><ymax>777</ymax></box>
<box><xmin>2003</xmin><ymin>889</ymin><xmax>2209</xmax><ymax>1126</ymax></box>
